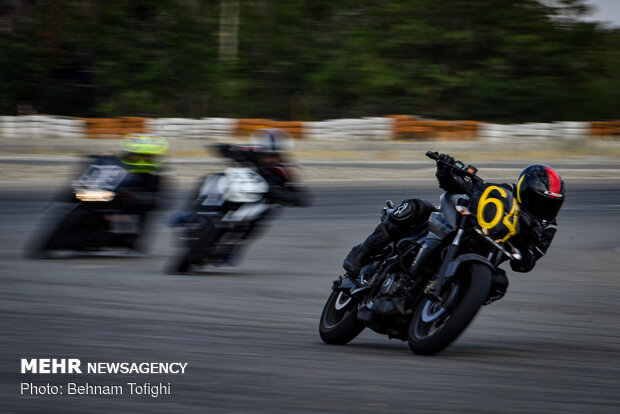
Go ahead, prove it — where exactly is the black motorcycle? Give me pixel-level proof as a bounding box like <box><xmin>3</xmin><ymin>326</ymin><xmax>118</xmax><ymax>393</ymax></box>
<box><xmin>27</xmin><ymin>156</ymin><xmax>161</xmax><ymax>257</ymax></box>
<box><xmin>167</xmin><ymin>159</ymin><xmax>310</xmax><ymax>274</ymax></box>
<box><xmin>319</xmin><ymin>151</ymin><xmax>523</xmax><ymax>355</ymax></box>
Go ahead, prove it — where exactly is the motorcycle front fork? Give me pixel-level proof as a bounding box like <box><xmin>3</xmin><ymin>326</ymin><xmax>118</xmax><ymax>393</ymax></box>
<box><xmin>423</xmin><ymin>226</ymin><xmax>465</xmax><ymax>299</ymax></box>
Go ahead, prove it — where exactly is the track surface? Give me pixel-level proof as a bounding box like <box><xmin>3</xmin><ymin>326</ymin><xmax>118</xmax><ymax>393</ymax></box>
<box><xmin>2</xmin><ymin>181</ymin><xmax>620</xmax><ymax>413</ymax></box>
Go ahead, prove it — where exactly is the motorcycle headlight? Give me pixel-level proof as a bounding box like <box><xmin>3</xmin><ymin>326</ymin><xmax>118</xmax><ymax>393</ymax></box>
<box><xmin>74</xmin><ymin>189</ymin><xmax>116</xmax><ymax>202</ymax></box>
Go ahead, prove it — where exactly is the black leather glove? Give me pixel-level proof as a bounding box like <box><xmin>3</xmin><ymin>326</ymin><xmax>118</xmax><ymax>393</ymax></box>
<box><xmin>437</xmin><ymin>153</ymin><xmax>454</xmax><ymax>164</ymax></box>
<box><xmin>435</xmin><ymin>153</ymin><xmax>455</xmax><ymax>180</ymax></box>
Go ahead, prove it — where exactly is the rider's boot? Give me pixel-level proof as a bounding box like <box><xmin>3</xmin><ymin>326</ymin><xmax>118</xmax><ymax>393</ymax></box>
<box><xmin>342</xmin><ymin>223</ymin><xmax>391</xmax><ymax>278</ymax></box>
<box><xmin>484</xmin><ymin>269</ymin><xmax>509</xmax><ymax>305</ymax></box>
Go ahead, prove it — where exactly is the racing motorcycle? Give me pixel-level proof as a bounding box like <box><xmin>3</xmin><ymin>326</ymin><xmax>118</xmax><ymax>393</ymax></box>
<box><xmin>27</xmin><ymin>156</ymin><xmax>160</xmax><ymax>257</ymax></box>
<box><xmin>167</xmin><ymin>152</ymin><xmax>310</xmax><ymax>274</ymax></box>
<box><xmin>319</xmin><ymin>151</ymin><xmax>522</xmax><ymax>355</ymax></box>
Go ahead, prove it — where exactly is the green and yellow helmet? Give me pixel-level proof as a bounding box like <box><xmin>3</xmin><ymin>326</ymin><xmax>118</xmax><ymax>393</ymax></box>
<box><xmin>119</xmin><ymin>134</ymin><xmax>168</xmax><ymax>172</ymax></box>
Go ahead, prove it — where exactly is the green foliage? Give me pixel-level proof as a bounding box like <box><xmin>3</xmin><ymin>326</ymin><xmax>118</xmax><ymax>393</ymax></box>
<box><xmin>1</xmin><ymin>0</ymin><xmax>620</xmax><ymax>121</ymax></box>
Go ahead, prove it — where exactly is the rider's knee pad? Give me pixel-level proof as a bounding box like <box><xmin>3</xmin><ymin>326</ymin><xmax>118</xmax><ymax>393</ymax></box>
<box><xmin>387</xmin><ymin>199</ymin><xmax>416</xmax><ymax>226</ymax></box>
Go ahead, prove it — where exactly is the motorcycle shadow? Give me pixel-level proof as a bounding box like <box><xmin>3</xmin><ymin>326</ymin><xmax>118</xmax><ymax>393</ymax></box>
<box><xmin>27</xmin><ymin>250</ymin><xmax>151</xmax><ymax>260</ymax></box>
<box><xmin>323</xmin><ymin>336</ymin><xmax>613</xmax><ymax>359</ymax></box>
<box><xmin>165</xmin><ymin>267</ymin><xmax>265</xmax><ymax>278</ymax></box>
<box><xmin>343</xmin><ymin>341</ymin><xmax>410</xmax><ymax>354</ymax></box>
<box><xmin>322</xmin><ymin>336</ymin><xmax>516</xmax><ymax>358</ymax></box>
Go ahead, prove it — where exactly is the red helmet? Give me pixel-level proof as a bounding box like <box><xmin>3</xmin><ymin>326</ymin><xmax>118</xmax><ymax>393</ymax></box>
<box><xmin>516</xmin><ymin>164</ymin><xmax>565</xmax><ymax>222</ymax></box>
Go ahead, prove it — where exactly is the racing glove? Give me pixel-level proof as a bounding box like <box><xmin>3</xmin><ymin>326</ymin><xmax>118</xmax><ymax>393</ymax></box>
<box><xmin>435</xmin><ymin>154</ymin><xmax>455</xmax><ymax>179</ymax></box>
<box><xmin>435</xmin><ymin>153</ymin><xmax>474</xmax><ymax>194</ymax></box>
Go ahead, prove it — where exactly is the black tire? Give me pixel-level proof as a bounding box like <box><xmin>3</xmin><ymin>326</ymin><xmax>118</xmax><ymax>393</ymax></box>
<box><xmin>24</xmin><ymin>220</ymin><xmax>57</xmax><ymax>259</ymax></box>
<box><xmin>25</xmin><ymin>235</ymin><xmax>52</xmax><ymax>259</ymax></box>
<box><xmin>166</xmin><ymin>248</ymin><xmax>195</xmax><ymax>274</ymax></box>
<box><xmin>166</xmin><ymin>219</ymin><xmax>218</xmax><ymax>274</ymax></box>
<box><xmin>24</xmin><ymin>204</ymin><xmax>84</xmax><ymax>259</ymax></box>
<box><xmin>408</xmin><ymin>263</ymin><xmax>492</xmax><ymax>355</ymax></box>
<box><xmin>319</xmin><ymin>290</ymin><xmax>365</xmax><ymax>345</ymax></box>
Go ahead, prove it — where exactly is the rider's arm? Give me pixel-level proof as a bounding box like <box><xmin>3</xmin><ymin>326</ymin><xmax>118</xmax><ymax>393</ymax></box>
<box><xmin>267</xmin><ymin>184</ymin><xmax>312</xmax><ymax>207</ymax></box>
<box><xmin>510</xmin><ymin>220</ymin><xmax>557</xmax><ymax>273</ymax></box>
<box><xmin>214</xmin><ymin>143</ymin><xmax>236</xmax><ymax>160</ymax></box>
<box><xmin>215</xmin><ymin>143</ymin><xmax>255</xmax><ymax>164</ymax></box>
<box><xmin>535</xmin><ymin>221</ymin><xmax>557</xmax><ymax>258</ymax></box>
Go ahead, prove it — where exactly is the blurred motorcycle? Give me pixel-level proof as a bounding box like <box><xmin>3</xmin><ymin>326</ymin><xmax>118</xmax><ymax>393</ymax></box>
<box><xmin>26</xmin><ymin>135</ymin><xmax>167</xmax><ymax>257</ymax></box>
<box><xmin>167</xmin><ymin>130</ymin><xmax>311</xmax><ymax>274</ymax></box>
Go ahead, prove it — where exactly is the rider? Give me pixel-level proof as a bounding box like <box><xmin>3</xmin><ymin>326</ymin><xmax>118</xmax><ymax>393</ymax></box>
<box><xmin>115</xmin><ymin>133</ymin><xmax>168</xmax><ymax>248</ymax></box>
<box><xmin>174</xmin><ymin>128</ymin><xmax>310</xmax><ymax>225</ymax></box>
<box><xmin>116</xmin><ymin>133</ymin><xmax>168</xmax><ymax>207</ymax></box>
<box><xmin>213</xmin><ymin>128</ymin><xmax>310</xmax><ymax>206</ymax></box>
<box><xmin>343</xmin><ymin>153</ymin><xmax>565</xmax><ymax>301</ymax></box>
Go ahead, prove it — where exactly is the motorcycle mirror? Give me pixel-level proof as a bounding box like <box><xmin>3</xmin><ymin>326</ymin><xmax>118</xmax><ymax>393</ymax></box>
<box><xmin>386</xmin><ymin>200</ymin><xmax>394</xmax><ymax>209</ymax></box>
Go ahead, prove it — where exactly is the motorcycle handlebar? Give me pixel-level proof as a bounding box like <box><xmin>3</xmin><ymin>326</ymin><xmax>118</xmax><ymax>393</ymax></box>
<box><xmin>425</xmin><ymin>151</ymin><xmax>478</xmax><ymax>179</ymax></box>
<box><xmin>425</xmin><ymin>151</ymin><xmax>440</xmax><ymax>161</ymax></box>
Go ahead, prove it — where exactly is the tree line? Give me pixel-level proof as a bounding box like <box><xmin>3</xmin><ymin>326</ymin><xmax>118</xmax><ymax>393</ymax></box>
<box><xmin>2</xmin><ymin>0</ymin><xmax>620</xmax><ymax>122</ymax></box>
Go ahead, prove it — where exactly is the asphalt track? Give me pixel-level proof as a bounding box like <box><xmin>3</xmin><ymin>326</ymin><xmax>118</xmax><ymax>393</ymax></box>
<box><xmin>2</xmin><ymin>180</ymin><xmax>620</xmax><ymax>413</ymax></box>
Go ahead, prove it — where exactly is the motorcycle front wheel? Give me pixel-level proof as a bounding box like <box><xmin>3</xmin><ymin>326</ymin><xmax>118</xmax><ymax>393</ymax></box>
<box><xmin>407</xmin><ymin>263</ymin><xmax>492</xmax><ymax>355</ymax></box>
<box><xmin>166</xmin><ymin>248</ymin><xmax>195</xmax><ymax>274</ymax></box>
<box><xmin>25</xmin><ymin>204</ymin><xmax>92</xmax><ymax>258</ymax></box>
<box><xmin>319</xmin><ymin>290</ymin><xmax>365</xmax><ymax>345</ymax></box>
<box><xmin>166</xmin><ymin>219</ymin><xmax>219</xmax><ymax>274</ymax></box>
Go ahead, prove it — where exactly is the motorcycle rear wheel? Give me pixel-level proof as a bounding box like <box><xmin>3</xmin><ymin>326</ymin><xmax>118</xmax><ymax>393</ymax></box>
<box><xmin>319</xmin><ymin>290</ymin><xmax>365</xmax><ymax>345</ymax></box>
<box><xmin>407</xmin><ymin>263</ymin><xmax>492</xmax><ymax>355</ymax></box>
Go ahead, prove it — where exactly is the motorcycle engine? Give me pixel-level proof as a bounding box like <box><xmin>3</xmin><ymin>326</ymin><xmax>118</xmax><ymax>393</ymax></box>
<box><xmin>359</xmin><ymin>271</ymin><xmax>415</xmax><ymax>319</ymax></box>
<box><xmin>356</xmin><ymin>271</ymin><xmax>416</xmax><ymax>340</ymax></box>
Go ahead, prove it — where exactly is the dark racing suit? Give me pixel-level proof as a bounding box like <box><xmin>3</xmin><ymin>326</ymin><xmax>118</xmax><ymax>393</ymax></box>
<box><xmin>343</xmin><ymin>159</ymin><xmax>558</xmax><ymax>289</ymax></box>
<box><xmin>342</xmin><ymin>198</ymin><xmax>436</xmax><ymax>276</ymax></box>
<box><xmin>434</xmin><ymin>159</ymin><xmax>557</xmax><ymax>274</ymax></box>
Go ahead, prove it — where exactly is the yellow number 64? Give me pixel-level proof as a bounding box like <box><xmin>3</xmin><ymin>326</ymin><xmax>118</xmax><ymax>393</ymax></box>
<box><xmin>477</xmin><ymin>185</ymin><xmax>519</xmax><ymax>242</ymax></box>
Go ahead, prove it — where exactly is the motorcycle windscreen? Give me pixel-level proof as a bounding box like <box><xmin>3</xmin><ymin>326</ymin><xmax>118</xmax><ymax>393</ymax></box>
<box><xmin>74</xmin><ymin>165</ymin><xmax>127</xmax><ymax>190</ymax></box>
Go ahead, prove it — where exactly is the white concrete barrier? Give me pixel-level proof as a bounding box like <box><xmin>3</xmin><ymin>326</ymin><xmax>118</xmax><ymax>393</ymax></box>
<box><xmin>0</xmin><ymin>115</ymin><xmax>594</xmax><ymax>144</ymax></box>
<box><xmin>479</xmin><ymin>122</ymin><xmax>589</xmax><ymax>143</ymax></box>
<box><xmin>0</xmin><ymin>115</ymin><xmax>85</xmax><ymax>139</ymax></box>
<box><xmin>552</xmin><ymin>121</ymin><xmax>589</xmax><ymax>141</ymax></box>
<box><xmin>302</xmin><ymin>117</ymin><xmax>393</xmax><ymax>140</ymax></box>
<box><xmin>146</xmin><ymin>117</ymin><xmax>237</xmax><ymax>140</ymax></box>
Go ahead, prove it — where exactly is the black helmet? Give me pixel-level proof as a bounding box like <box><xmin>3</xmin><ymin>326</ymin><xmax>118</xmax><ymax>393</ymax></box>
<box><xmin>249</xmin><ymin>128</ymin><xmax>293</xmax><ymax>154</ymax></box>
<box><xmin>516</xmin><ymin>164</ymin><xmax>565</xmax><ymax>222</ymax></box>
